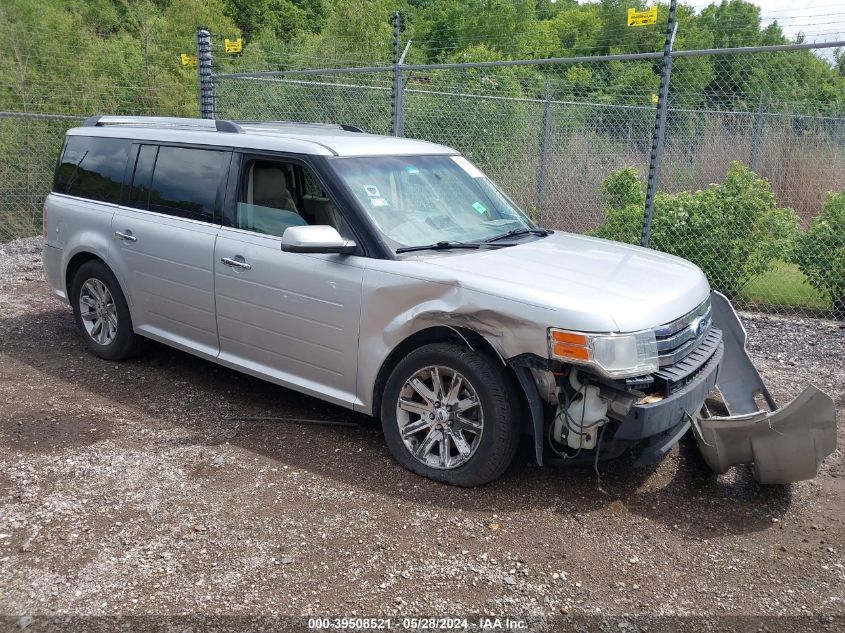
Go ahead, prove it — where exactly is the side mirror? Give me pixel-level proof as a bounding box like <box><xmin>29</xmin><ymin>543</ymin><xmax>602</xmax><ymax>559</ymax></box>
<box><xmin>281</xmin><ymin>225</ymin><xmax>357</xmax><ymax>255</ymax></box>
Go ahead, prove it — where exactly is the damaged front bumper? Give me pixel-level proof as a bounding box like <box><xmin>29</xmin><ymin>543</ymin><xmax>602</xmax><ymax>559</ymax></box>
<box><xmin>527</xmin><ymin>291</ymin><xmax>837</xmax><ymax>484</ymax></box>
<box><xmin>615</xmin><ymin>292</ymin><xmax>838</xmax><ymax>483</ymax></box>
<box><xmin>692</xmin><ymin>292</ymin><xmax>837</xmax><ymax>484</ymax></box>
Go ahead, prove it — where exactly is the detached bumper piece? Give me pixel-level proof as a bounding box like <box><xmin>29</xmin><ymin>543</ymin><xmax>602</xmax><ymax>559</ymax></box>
<box><xmin>694</xmin><ymin>292</ymin><xmax>837</xmax><ymax>484</ymax></box>
<box><xmin>697</xmin><ymin>385</ymin><xmax>836</xmax><ymax>484</ymax></box>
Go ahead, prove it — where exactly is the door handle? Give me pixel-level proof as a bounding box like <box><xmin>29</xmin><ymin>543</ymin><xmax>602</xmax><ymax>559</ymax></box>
<box><xmin>114</xmin><ymin>231</ymin><xmax>137</xmax><ymax>242</ymax></box>
<box><xmin>221</xmin><ymin>256</ymin><xmax>252</xmax><ymax>271</ymax></box>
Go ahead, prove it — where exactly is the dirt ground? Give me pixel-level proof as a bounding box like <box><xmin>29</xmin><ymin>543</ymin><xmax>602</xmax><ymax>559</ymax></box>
<box><xmin>1</xmin><ymin>238</ymin><xmax>844</xmax><ymax>631</ymax></box>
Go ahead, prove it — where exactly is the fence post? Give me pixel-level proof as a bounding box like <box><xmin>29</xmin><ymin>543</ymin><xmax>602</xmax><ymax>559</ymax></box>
<box><xmin>196</xmin><ymin>26</ymin><xmax>215</xmax><ymax>119</ymax></box>
<box><xmin>837</xmin><ymin>116</ymin><xmax>845</xmax><ymax>149</ymax></box>
<box><xmin>640</xmin><ymin>0</ymin><xmax>678</xmax><ymax>248</ymax></box>
<box><xmin>535</xmin><ymin>81</ymin><xmax>552</xmax><ymax>215</ymax></box>
<box><xmin>390</xmin><ymin>12</ymin><xmax>404</xmax><ymax>137</ymax></box>
<box><xmin>749</xmin><ymin>94</ymin><xmax>765</xmax><ymax>171</ymax></box>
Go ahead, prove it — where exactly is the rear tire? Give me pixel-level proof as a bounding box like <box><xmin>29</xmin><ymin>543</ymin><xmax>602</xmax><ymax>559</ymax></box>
<box><xmin>381</xmin><ymin>342</ymin><xmax>520</xmax><ymax>486</ymax></box>
<box><xmin>70</xmin><ymin>260</ymin><xmax>146</xmax><ymax>361</ymax></box>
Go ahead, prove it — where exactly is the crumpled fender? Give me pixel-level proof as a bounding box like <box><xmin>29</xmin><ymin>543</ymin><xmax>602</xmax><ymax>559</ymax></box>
<box><xmin>354</xmin><ymin>265</ymin><xmax>555</xmax><ymax>414</ymax></box>
<box><xmin>693</xmin><ymin>292</ymin><xmax>837</xmax><ymax>484</ymax></box>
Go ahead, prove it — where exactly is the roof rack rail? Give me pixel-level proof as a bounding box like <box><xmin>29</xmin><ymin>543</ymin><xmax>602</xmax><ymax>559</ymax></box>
<box><xmin>235</xmin><ymin>120</ymin><xmax>365</xmax><ymax>133</ymax></box>
<box><xmin>82</xmin><ymin>116</ymin><xmax>243</xmax><ymax>134</ymax></box>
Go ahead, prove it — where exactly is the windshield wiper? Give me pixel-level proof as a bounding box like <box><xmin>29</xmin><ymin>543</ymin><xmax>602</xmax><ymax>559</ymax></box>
<box><xmin>483</xmin><ymin>227</ymin><xmax>552</xmax><ymax>243</ymax></box>
<box><xmin>395</xmin><ymin>241</ymin><xmax>483</xmax><ymax>254</ymax></box>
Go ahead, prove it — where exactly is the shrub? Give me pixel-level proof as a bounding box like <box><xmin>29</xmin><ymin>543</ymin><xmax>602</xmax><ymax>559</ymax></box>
<box><xmin>793</xmin><ymin>191</ymin><xmax>845</xmax><ymax>313</ymax></box>
<box><xmin>592</xmin><ymin>162</ymin><xmax>799</xmax><ymax>298</ymax></box>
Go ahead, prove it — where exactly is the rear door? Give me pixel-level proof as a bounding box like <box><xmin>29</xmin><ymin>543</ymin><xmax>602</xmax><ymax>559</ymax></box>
<box><xmin>110</xmin><ymin>143</ymin><xmax>230</xmax><ymax>360</ymax></box>
<box><xmin>213</xmin><ymin>153</ymin><xmax>364</xmax><ymax>407</ymax></box>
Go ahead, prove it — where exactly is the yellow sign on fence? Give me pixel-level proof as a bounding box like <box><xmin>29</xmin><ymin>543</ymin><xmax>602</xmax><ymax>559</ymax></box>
<box><xmin>224</xmin><ymin>38</ymin><xmax>243</xmax><ymax>53</ymax></box>
<box><xmin>180</xmin><ymin>53</ymin><xmax>197</xmax><ymax>67</ymax></box>
<box><xmin>627</xmin><ymin>6</ymin><xmax>657</xmax><ymax>26</ymax></box>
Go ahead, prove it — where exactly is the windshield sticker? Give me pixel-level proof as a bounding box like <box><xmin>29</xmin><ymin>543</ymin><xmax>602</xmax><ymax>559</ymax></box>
<box><xmin>451</xmin><ymin>156</ymin><xmax>484</xmax><ymax>178</ymax></box>
<box><xmin>472</xmin><ymin>201</ymin><xmax>488</xmax><ymax>214</ymax></box>
<box><xmin>363</xmin><ymin>185</ymin><xmax>380</xmax><ymax>197</ymax></box>
<box><xmin>404</xmin><ymin>165</ymin><xmax>420</xmax><ymax>174</ymax></box>
<box><xmin>371</xmin><ymin>197</ymin><xmax>388</xmax><ymax>207</ymax></box>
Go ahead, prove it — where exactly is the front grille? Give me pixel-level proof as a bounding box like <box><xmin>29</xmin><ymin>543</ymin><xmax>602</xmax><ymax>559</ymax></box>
<box><xmin>654</xmin><ymin>297</ymin><xmax>712</xmax><ymax>367</ymax></box>
<box><xmin>653</xmin><ymin>326</ymin><xmax>722</xmax><ymax>395</ymax></box>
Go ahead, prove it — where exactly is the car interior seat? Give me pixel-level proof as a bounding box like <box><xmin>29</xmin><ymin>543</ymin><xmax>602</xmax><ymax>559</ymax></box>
<box><xmin>252</xmin><ymin>165</ymin><xmax>298</xmax><ymax>212</ymax></box>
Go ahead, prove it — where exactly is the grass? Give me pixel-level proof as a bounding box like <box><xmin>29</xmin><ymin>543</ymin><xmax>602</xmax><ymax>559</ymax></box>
<box><xmin>738</xmin><ymin>260</ymin><xmax>832</xmax><ymax>313</ymax></box>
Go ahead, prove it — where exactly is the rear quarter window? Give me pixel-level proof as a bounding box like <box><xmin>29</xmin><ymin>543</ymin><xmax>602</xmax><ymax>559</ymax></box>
<box><xmin>53</xmin><ymin>135</ymin><xmax>130</xmax><ymax>204</ymax></box>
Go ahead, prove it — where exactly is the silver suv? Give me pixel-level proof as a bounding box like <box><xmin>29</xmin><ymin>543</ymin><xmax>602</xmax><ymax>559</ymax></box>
<box><xmin>42</xmin><ymin>116</ymin><xmax>836</xmax><ymax>486</ymax></box>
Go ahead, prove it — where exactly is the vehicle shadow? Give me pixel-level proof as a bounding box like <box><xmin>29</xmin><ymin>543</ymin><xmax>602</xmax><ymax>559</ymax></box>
<box><xmin>0</xmin><ymin>305</ymin><xmax>791</xmax><ymax>538</ymax></box>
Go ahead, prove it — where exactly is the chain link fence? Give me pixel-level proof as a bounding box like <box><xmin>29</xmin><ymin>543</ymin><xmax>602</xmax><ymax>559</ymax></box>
<box><xmin>0</xmin><ymin>112</ymin><xmax>84</xmax><ymax>242</ymax></box>
<box><xmin>0</xmin><ymin>19</ymin><xmax>207</xmax><ymax>248</ymax></box>
<box><xmin>0</xmin><ymin>28</ymin><xmax>843</xmax><ymax>320</ymax></box>
<box><xmin>215</xmin><ymin>42</ymin><xmax>845</xmax><ymax>319</ymax></box>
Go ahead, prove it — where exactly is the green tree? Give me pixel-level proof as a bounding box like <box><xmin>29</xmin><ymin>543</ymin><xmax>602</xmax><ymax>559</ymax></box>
<box><xmin>593</xmin><ymin>163</ymin><xmax>800</xmax><ymax>297</ymax></box>
<box><xmin>793</xmin><ymin>192</ymin><xmax>845</xmax><ymax>312</ymax></box>
<box><xmin>222</xmin><ymin>0</ymin><xmax>326</xmax><ymax>41</ymax></box>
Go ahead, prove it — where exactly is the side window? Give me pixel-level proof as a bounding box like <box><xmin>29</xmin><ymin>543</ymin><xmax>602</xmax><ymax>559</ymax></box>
<box><xmin>127</xmin><ymin>144</ymin><xmax>158</xmax><ymax>210</ymax></box>
<box><xmin>53</xmin><ymin>135</ymin><xmax>130</xmax><ymax>204</ymax></box>
<box><xmin>302</xmin><ymin>167</ymin><xmax>325</xmax><ymax>198</ymax></box>
<box><xmin>236</xmin><ymin>159</ymin><xmax>343</xmax><ymax>238</ymax></box>
<box><xmin>147</xmin><ymin>146</ymin><xmax>226</xmax><ymax>222</ymax></box>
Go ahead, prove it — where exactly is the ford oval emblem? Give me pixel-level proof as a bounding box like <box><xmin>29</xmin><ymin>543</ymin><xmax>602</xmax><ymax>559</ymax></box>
<box><xmin>690</xmin><ymin>316</ymin><xmax>707</xmax><ymax>338</ymax></box>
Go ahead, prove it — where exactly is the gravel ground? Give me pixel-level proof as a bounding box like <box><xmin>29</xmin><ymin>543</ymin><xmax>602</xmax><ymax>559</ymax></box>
<box><xmin>0</xmin><ymin>236</ymin><xmax>843</xmax><ymax>630</ymax></box>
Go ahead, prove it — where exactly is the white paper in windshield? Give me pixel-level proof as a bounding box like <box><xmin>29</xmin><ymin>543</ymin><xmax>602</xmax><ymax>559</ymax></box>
<box><xmin>450</xmin><ymin>156</ymin><xmax>484</xmax><ymax>179</ymax></box>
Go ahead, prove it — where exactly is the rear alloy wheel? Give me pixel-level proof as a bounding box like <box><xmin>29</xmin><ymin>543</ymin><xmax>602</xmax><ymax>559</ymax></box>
<box><xmin>381</xmin><ymin>343</ymin><xmax>520</xmax><ymax>486</ymax></box>
<box><xmin>78</xmin><ymin>278</ymin><xmax>118</xmax><ymax>346</ymax></box>
<box><xmin>70</xmin><ymin>260</ymin><xmax>146</xmax><ymax>361</ymax></box>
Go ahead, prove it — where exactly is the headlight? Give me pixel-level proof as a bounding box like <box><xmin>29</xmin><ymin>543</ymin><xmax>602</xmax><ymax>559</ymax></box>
<box><xmin>548</xmin><ymin>328</ymin><xmax>658</xmax><ymax>378</ymax></box>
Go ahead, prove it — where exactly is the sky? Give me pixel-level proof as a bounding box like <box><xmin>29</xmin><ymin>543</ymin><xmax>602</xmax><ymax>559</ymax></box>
<box><xmin>752</xmin><ymin>0</ymin><xmax>845</xmax><ymax>43</ymax></box>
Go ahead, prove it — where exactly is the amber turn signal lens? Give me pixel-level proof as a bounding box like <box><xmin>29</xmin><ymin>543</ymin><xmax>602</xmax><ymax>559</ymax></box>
<box><xmin>552</xmin><ymin>342</ymin><xmax>590</xmax><ymax>361</ymax></box>
<box><xmin>550</xmin><ymin>330</ymin><xmax>588</xmax><ymax>346</ymax></box>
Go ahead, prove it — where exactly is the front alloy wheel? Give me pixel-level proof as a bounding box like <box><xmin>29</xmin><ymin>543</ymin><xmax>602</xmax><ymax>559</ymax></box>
<box><xmin>397</xmin><ymin>365</ymin><xmax>483</xmax><ymax>470</ymax></box>
<box><xmin>381</xmin><ymin>342</ymin><xmax>521</xmax><ymax>486</ymax></box>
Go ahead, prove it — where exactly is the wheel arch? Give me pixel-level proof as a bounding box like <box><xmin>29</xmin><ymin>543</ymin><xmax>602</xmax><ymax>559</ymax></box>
<box><xmin>372</xmin><ymin>325</ymin><xmax>527</xmax><ymax>424</ymax></box>
<box><xmin>65</xmin><ymin>251</ymin><xmax>103</xmax><ymax>296</ymax></box>
<box><xmin>64</xmin><ymin>250</ymin><xmax>134</xmax><ymax>320</ymax></box>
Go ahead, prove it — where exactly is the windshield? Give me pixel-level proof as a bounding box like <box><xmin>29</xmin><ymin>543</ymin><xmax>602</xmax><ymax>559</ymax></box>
<box><xmin>329</xmin><ymin>155</ymin><xmax>537</xmax><ymax>250</ymax></box>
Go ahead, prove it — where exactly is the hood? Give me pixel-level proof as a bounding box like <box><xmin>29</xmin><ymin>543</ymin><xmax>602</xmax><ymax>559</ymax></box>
<box><xmin>420</xmin><ymin>232</ymin><xmax>710</xmax><ymax>332</ymax></box>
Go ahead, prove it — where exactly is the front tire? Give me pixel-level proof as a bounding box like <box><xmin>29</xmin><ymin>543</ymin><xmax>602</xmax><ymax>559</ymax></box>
<box><xmin>70</xmin><ymin>260</ymin><xmax>146</xmax><ymax>361</ymax></box>
<box><xmin>381</xmin><ymin>343</ymin><xmax>521</xmax><ymax>486</ymax></box>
